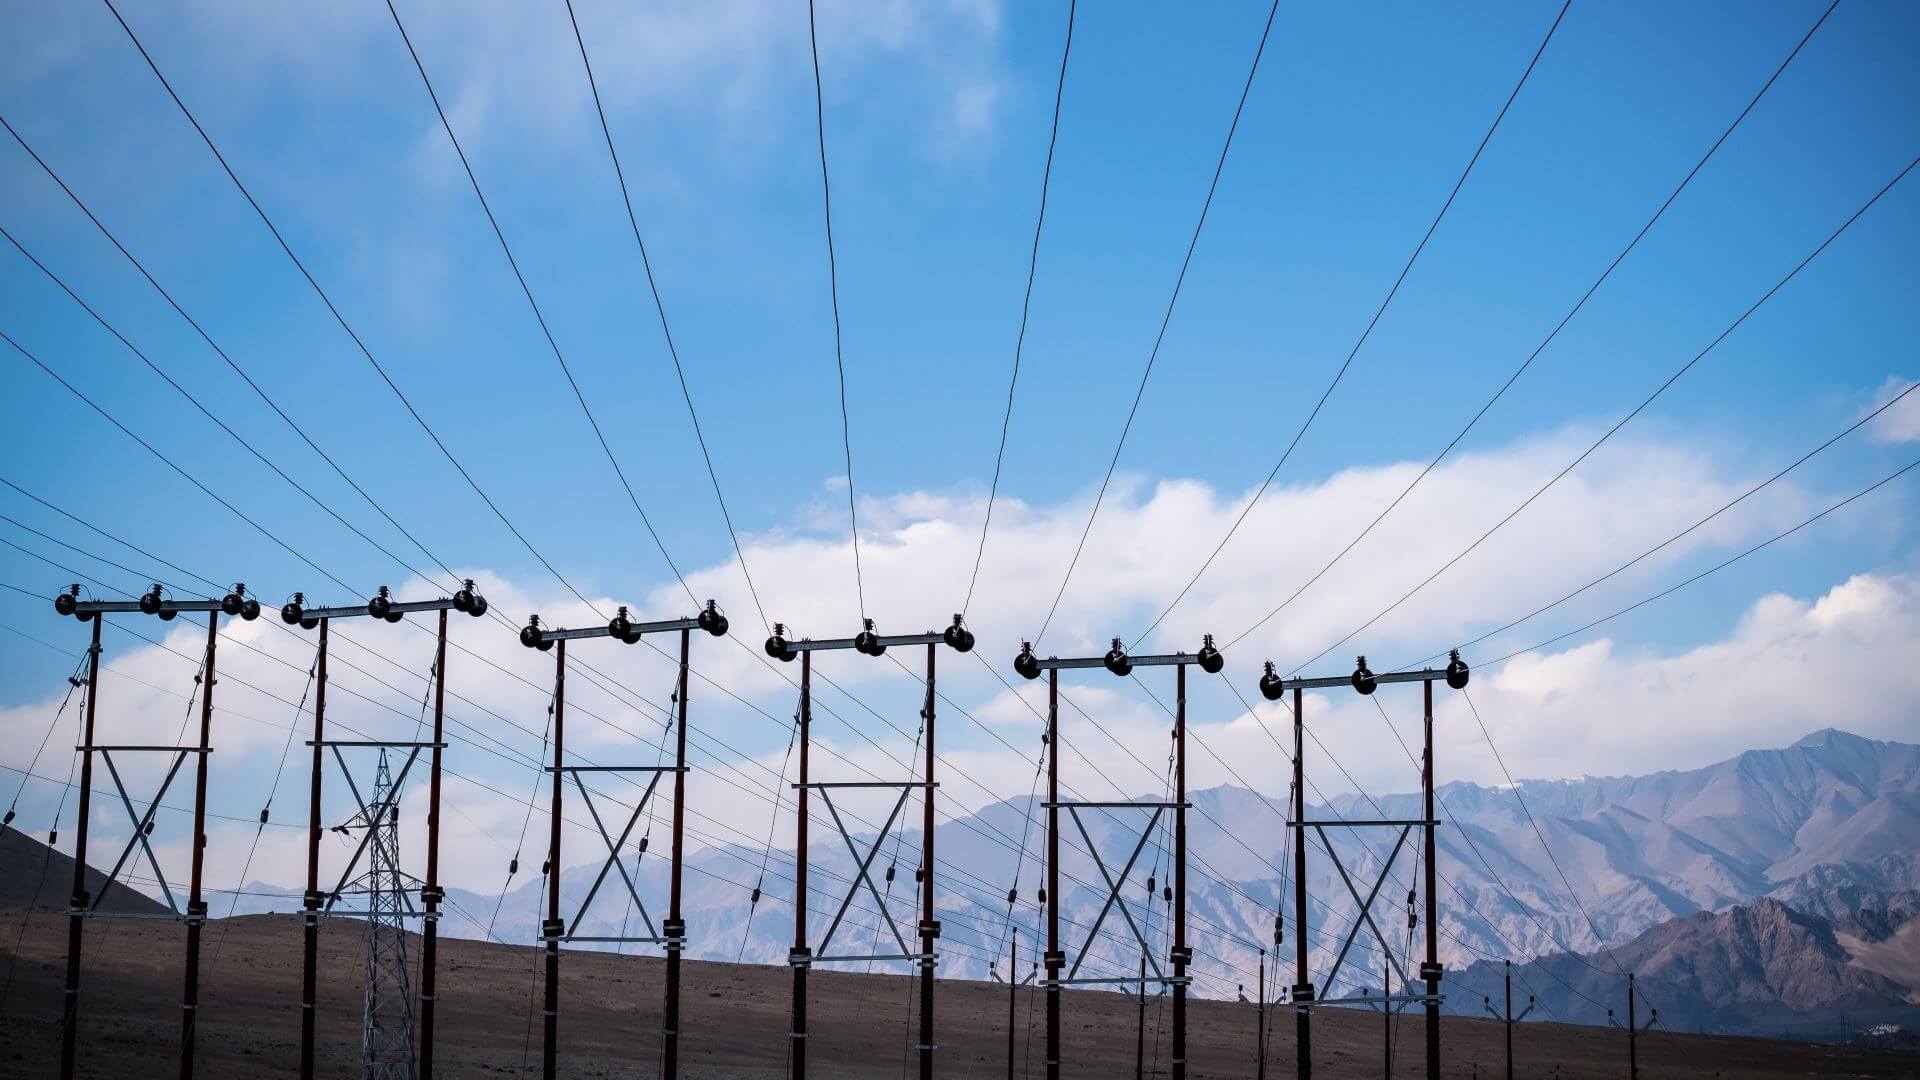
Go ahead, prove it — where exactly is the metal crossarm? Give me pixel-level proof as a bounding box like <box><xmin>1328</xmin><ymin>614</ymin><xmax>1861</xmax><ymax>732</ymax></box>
<box><xmin>85</xmin><ymin>746</ymin><xmax>203</xmax><ymax>917</ymax></box>
<box><xmin>563</xmin><ymin>768</ymin><xmax>669</xmax><ymax>944</ymax></box>
<box><xmin>1314</xmin><ymin>823</ymin><xmax>1414</xmax><ymax>999</ymax></box>
<box><xmin>809</xmin><ymin>784</ymin><xmax>923</xmax><ymax>961</ymax></box>
<box><xmin>323</xmin><ymin>745</ymin><xmax>425</xmax><ymax>915</ymax></box>
<box><xmin>1062</xmin><ymin>805</ymin><xmax>1167</xmax><ymax>983</ymax></box>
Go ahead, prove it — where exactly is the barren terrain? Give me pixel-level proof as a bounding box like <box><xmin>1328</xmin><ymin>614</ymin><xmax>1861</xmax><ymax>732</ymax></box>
<box><xmin>2</xmin><ymin>909</ymin><xmax>1915</xmax><ymax>1078</ymax></box>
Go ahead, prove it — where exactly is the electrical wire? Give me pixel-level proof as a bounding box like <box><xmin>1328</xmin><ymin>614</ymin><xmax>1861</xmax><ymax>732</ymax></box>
<box><xmin>1032</xmin><ymin>0</ymin><xmax>1281</xmax><ymax>647</ymax></box>
<box><xmin>1229</xmin><ymin>0</ymin><xmax>1850</xmax><ymax>655</ymax></box>
<box><xmin>1131</xmin><ymin>0</ymin><xmax>1574</xmax><ymax>647</ymax></box>
<box><xmin>962</xmin><ymin>0</ymin><xmax>1078</xmax><ymax>619</ymax></box>
<box><xmin>1272</xmin><ymin>149</ymin><xmax>1920</xmax><ymax>666</ymax></box>
<box><xmin>796</xmin><ymin>0</ymin><xmax>870</xmax><ymax>625</ymax></box>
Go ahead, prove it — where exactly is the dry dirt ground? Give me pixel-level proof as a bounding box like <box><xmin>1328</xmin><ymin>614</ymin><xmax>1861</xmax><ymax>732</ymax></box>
<box><xmin>1</xmin><ymin>911</ymin><xmax>1914</xmax><ymax>1078</ymax></box>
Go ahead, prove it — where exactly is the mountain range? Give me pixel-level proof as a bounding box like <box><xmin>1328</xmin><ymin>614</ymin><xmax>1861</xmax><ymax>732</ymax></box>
<box><xmin>187</xmin><ymin>727</ymin><xmax>1920</xmax><ymax>1037</ymax></box>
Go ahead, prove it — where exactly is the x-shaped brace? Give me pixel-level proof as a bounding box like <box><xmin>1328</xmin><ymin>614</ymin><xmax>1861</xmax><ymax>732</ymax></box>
<box><xmin>93</xmin><ymin>749</ymin><xmax>191</xmax><ymax>914</ymax></box>
<box><xmin>1315</xmin><ymin>823</ymin><xmax>1414</xmax><ymax>998</ymax></box>
<box><xmin>814</xmin><ymin>787</ymin><xmax>915</xmax><ymax>959</ymax></box>
<box><xmin>565</xmin><ymin>770</ymin><xmax>666</xmax><ymax>941</ymax></box>
<box><xmin>323</xmin><ymin>745</ymin><xmax>423</xmax><ymax>913</ymax></box>
<box><xmin>1065</xmin><ymin>805</ymin><xmax>1167</xmax><ymax>982</ymax></box>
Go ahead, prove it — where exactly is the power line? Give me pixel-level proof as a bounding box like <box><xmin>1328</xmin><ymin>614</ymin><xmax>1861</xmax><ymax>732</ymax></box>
<box><xmin>560</xmin><ymin>0</ymin><xmax>771</xmax><ymax>634</ymax></box>
<box><xmin>1228</xmin><ymin>0</ymin><xmax>1847</xmax><ymax>655</ymax></box>
<box><xmin>962</xmin><ymin>0</ymin><xmax>1078</xmax><ymax>619</ymax></box>
<box><xmin>1275</xmin><ymin>149</ymin><xmax>1918</xmax><ymax>667</ymax></box>
<box><xmin>1032</xmin><ymin>0</ymin><xmax>1281</xmax><ymax>647</ymax></box>
<box><xmin>381</xmin><ymin>0</ymin><xmax>698</xmax><ymax>613</ymax></box>
<box><xmin>1403</xmin><ymin>380</ymin><xmax>1917</xmax><ymax>668</ymax></box>
<box><xmin>96</xmin><ymin>0</ymin><xmax>607</xmax><ymax>617</ymax></box>
<box><xmin>805</xmin><ymin>0</ymin><xmax>867</xmax><ymax>621</ymax></box>
<box><xmin>1131</xmin><ymin>0</ymin><xmax>1574</xmax><ymax>647</ymax></box>
<box><xmin>1473</xmin><ymin>453</ymin><xmax>1920</xmax><ymax>670</ymax></box>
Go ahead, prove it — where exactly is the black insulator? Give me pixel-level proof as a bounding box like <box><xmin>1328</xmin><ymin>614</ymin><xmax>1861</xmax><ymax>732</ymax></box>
<box><xmin>537</xmin><ymin>636</ymin><xmax>554</xmax><ymax>652</ymax></box>
<box><xmin>77</xmin><ymin>610</ymin><xmax>95</xmax><ymax>623</ymax></box>
<box><xmin>368</xmin><ymin>586</ymin><xmax>392</xmax><ymax>620</ymax></box>
<box><xmin>520</xmin><ymin>620</ymin><xmax>543</xmax><ymax>649</ymax></box>
<box><xmin>1259</xmin><ymin>661</ymin><xmax>1284</xmax><ymax>701</ymax></box>
<box><xmin>49</xmin><ymin>829</ymin><xmax>57</xmax><ymax>845</ymax></box>
<box><xmin>469</xmin><ymin>593</ymin><xmax>488</xmax><ymax>618</ymax></box>
<box><xmin>914</xmin><ymin>867</ymin><xmax>924</xmax><ymax>884</ymax></box>
<box><xmin>300</xmin><ymin>617</ymin><xmax>319</xmax><ymax>630</ymax></box>
<box><xmin>384</xmin><ymin>608</ymin><xmax>402</xmax><ymax>623</ymax></box>
<box><xmin>1196</xmin><ymin>634</ymin><xmax>1224</xmax><ymax>675</ymax></box>
<box><xmin>1352</xmin><ymin>656</ymin><xmax>1377</xmax><ymax>696</ymax></box>
<box><xmin>144</xmin><ymin>820</ymin><xmax>154</xmax><ymax>836</ymax></box>
<box><xmin>542</xmin><ymin>860</ymin><xmax>551</xmax><ymax>875</ymax></box>
<box><xmin>1445</xmin><ymin>649</ymin><xmax>1470</xmax><ymax>690</ymax></box>
<box><xmin>1162</xmin><ymin>885</ymin><xmax>1173</xmax><ymax>903</ymax></box>
<box><xmin>2</xmin><ymin>809</ymin><xmax>13</xmax><ymax>826</ymax></box>
<box><xmin>751</xmin><ymin>886</ymin><xmax>762</xmax><ymax>904</ymax></box>
<box><xmin>885</xmin><ymin>865</ymin><xmax>896</xmax><ymax>883</ymax></box>
<box><xmin>221</xmin><ymin>592</ymin><xmax>243</xmax><ymax>616</ymax></box>
<box><xmin>1407</xmin><ymin>889</ymin><xmax>1416</xmax><ymax>906</ymax></box>
<box><xmin>855</xmin><ymin>618</ymin><xmax>884</xmax><ymax>657</ymax></box>
<box><xmin>639</xmin><ymin>836</ymin><xmax>649</xmax><ymax>853</ymax></box>
<box><xmin>54</xmin><ymin>587</ymin><xmax>78</xmax><ymax>617</ymax></box>
<box><xmin>241</xmin><ymin>598</ymin><xmax>261</xmax><ymax>621</ymax></box>
<box><xmin>944</xmin><ymin>615</ymin><xmax>974</xmax><ymax>653</ymax></box>
<box><xmin>453</xmin><ymin>585</ymin><xmax>473</xmax><ymax>612</ymax></box>
<box><xmin>281</xmin><ymin>595</ymin><xmax>305</xmax><ymax>624</ymax></box>
<box><xmin>1013</xmin><ymin>642</ymin><xmax>1040</xmax><ymax>681</ymax></box>
<box><xmin>1006</xmin><ymin>887</ymin><xmax>1017</xmax><ymax>904</ymax></box>
<box><xmin>157</xmin><ymin>608</ymin><xmax>177</xmax><ymax>621</ymax></box>
<box><xmin>1146</xmin><ymin>874</ymin><xmax>1155</xmax><ymax>893</ymax></box>
<box><xmin>1103</xmin><ymin>638</ymin><xmax>1131</xmax><ymax>677</ymax></box>
<box><xmin>259</xmin><ymin>808</ymin><xmax>269</xmax><ymax>824</ymax></box>
<box><xmin>608</xmin><ymin>607</ymin><xmax>633</xmax><ymax>640</ymax></box>
<box><xmin>698</xmin><ymin>600</ymin><xmax>728</xmax><ymax>637</ymax></box>
<box><xmin>139</xmin><ymin>586</ymin><xmax>163</xmax><ymax>615</ymax></box>
<box><xmin>765</xmin><ymin>624</ymin><xmax>796</xmax><ymax>662</ymax></box>
<box><xmin>1037</xmin><ymin>887</ymin><xmax>1047</xmax><ymax>904</ymax></box>
<box><xmin>509</xmin><ymin>857</ymin><xmax>519</xmax><ymax>875</ymax></box>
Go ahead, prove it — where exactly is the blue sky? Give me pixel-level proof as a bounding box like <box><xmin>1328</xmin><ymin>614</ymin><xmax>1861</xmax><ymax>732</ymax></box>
<box><xmin>1</xmin><ymin>0</ymin><xmax>1918</xmax><ymax>898</ymax></box>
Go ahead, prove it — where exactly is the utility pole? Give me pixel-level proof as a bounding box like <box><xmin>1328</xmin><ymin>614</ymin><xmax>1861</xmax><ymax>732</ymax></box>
<box><xmin>1007</xmin><ymin>928</ymin><xmax>1018</xmax><ymax>1080</ymax></box>
<box><xmin>1256</xmin><ymin>949</ymin><xmax>1267</xmax><ymax>1080</ymax></box>
<box><xmin>53</xmin><ymin>582</ymin><xmax>262</xmax><ymax>1080</ymax></box>
<box><xmin>283</xmin><ymin>581</ymin><xmax>488</xmax><ymax>1080</ymax></box>
<box><xmin>1136</xmin><ymin>957</ymin><xmax>1147</xmax><ymax>1080</ymax></box>
<box><xmin>1256</xmin><ymin>652</ymin><xmax>1471</xmax><ymax>1080</ymax></box>
<box><xmin>1482</xmin><ymin>959</ymin><xmax>1533</xmax><ymax>1080</ymax></box>
<box><xmin>1627</xmin><ymin>973</ymin><xmax>1637</xmax><ymax>1080</ymax></box>
<box><xmin>1012</xmin><ymin>634</ymin><xmax>1224</xmax><ymax>1080</ymax></box>
<box><xmin>517</xmin><ymin>601</ymin><xmax>726</xmax><ymax>1080</ymax></box>
<box><xmin>767</xmin><ymin>617</ymin><xmax>971</xmax><ymax>1080</ymax></box>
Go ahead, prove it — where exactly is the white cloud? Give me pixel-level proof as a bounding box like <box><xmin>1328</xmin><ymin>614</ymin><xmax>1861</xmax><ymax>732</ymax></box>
<box><xmin>1865</xmin><ymin>376</ymin><xmax>1920</xmax><ymax>445</ymax></box>
<box><xmin>3</xmin><ymin>421</ymin><xmax>1907</xmax><ymax>909</ymax></box>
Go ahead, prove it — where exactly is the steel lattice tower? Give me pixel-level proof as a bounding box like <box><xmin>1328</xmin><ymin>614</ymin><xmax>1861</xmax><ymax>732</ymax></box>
<box><xmin>353</xmin><ymin>750</ymin><xmax>418</xmax><ymax>1080</ymax></box>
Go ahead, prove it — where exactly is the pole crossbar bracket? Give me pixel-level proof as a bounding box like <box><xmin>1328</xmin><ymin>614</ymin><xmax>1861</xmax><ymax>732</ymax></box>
<box><xmin>1063</xmin><ymin>804</ymin><xmax>1169</xmax><ymax>983</ymax></box>
<box><xmin>1314</xmin><ymin>822</ymin><xmax>1416</xmax><ymax>999</ymax></box>
<box><xmin>86</xmin><ymin>746</ymin><xmax>197</xmax><ymax>917</ymax></box>
<box><xmin>321</xmin><ymin>744</ymin><xmax>426</xmax><ymax>917</ymax></box>
<box><xmin>562</xmin><ymin>770</ymin><xmax>668</xmax><ymax>943</ymax></box>
<box><xmin>807</xmin><ymin>786</ymin><xmax>923</xmax><ymax>963</ymax></box>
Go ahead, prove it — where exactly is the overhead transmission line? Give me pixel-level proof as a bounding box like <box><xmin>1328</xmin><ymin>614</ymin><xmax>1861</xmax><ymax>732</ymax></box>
<box><xmin>1462</xmin><ymin>452</ymin><xmax>1920</xmax><ymax>672</ymax></box>
<box><xmin>1401</xmin><ymin>379</ymin><xmax>1918</xmax><ymax>668</ymax></box>
<box><xmin>1278</xmin><ymin>149</ymin><xmax>1919</xmax><ymax>669</ymax></box>
<box><xmin>96</xmin><ymin>0</ymin><xmax>605</xmax><ymax>616</ymax></box>
<box><xmin>560</xmin><ymin>0</ymin><xmax>770</xmax><ymax>634</ymax></box>
<box><xmin>1226</xmin><ymin>0</ymin><xmax>1846</xmax><ymax>656</ymax></box>
<box><xmin>1131</xmin><ymin>0</ymin><xmax>1574</xmax><ymax>647</ymax></box>
<box><xmin>1031</xmin><ymin>0</ymin><xmax>1280</xmax><ymax>646</ymax></box>
<box><xmin>805</xmin><ymin>0</ymin><xmax>867</xmax><ymax>621</ymax></box>
<box><xmin>381</xmin><ymin>0</ymin><xmax>696</xmax><ymax>610</ymax></box>
<box><xmin>962</xmin><ymin>0</ymin><xmax>1078</xmax><ymax>618</ymax></box>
